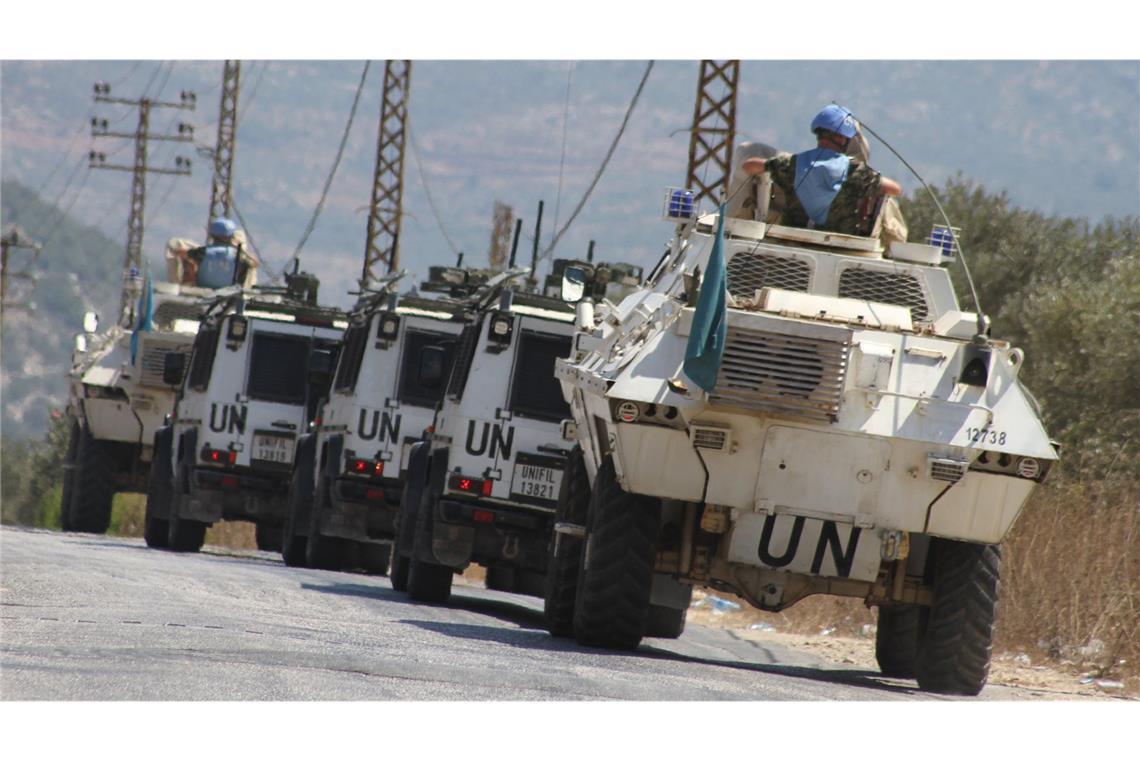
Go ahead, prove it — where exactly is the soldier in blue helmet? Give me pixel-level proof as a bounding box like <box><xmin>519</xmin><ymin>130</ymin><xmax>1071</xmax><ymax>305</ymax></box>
<box><xmin>742</xmin><ymin>105</ymin><xmax>901</xmax><ymax>237</ymax></box>
<box><xmin>188</xmin><ymin>218</ymin><xmax>257</xmax><ymax>288</ymax></box>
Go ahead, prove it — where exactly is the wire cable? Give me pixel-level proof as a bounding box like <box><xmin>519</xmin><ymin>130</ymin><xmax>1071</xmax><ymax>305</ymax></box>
<box><xmin>538</xmin><ymin>60</ymin><xmax>654</xmax><ymax>264</ymax></box>
<box><xmin>277</xmin><ymin>61</ymin><xmax>371</xmax><ymax>280</ymax></box>
<box><xmin>229</xmin><ymin>192</ymin><xmax>266</xmax><ymax>269</ymax></box>
<box><xmin>237</xmin><ymin>61</ymin><xmax>268</xmax><ymax>125</ymax></box>
<box><xmin>551</xmin><ymin>61</ymin><xmax>575</xmax><ymax>249</ymax></box>
<box><xmin>848</xmin><ymin>108</ymin><xmax>986</xmax><ymax>331</ymax></box>
<box><xmin>407</xmin><ymin>123</ymin><xmax>462</xmax><ymax>258</ymax></box>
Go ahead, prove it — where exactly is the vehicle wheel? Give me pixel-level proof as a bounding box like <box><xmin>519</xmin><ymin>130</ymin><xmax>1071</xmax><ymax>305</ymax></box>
<box><xmin>390</xmin><ymin>522</ymin><xmax>411</xmax><ymax>591</ymax></box>
<box><xmin>543</xmin><ymin>445</ymin><xmax>590</xmax><ymax>637</ymax></box>
<box><xmin>168</xmin><ymin>511</ymin><xmax>206</xmax><ymax>552</ymax></box>
<box><xmin>282</xmin><ymin>439</ymin><xmax>315</xmax><ymax>567</ymax></box>
<box><xmin>143</xmin><ymin>429</ymin><xmax>174</xmax><ymax>549</ymax></box>
<box><xmin>69</xmin><ymin>424</ymin><xmax>115</xmax><ymax>534</ymax></box>
<box><xmin>255</xmin><ymin>522</ymin><xmax>283</xmax><ymax>553</ymax></box>
<box><xmin>59</xmin><ymin>417</ymin><xmax>81</xmax><ymax>531</ymax></box>
<box><xmin>359</xmin><ymin>542</ymin><xmax>391</xmax><ymax>576</ymax></box>
<box><xmin>306</xmin><ymin>475</ymin><xmax>347</xmax><ymax>570</ymax></box>
<box><xmin>875</xmin><ymin>604</ymin><xmax>921</xmax><ymax>678</ymax></box>
<box><xmin>391</xmin><ymin>443</ymin><xmax>428</xmax><ymax>593</ymax></box>
<box><xmin>485</xmin><ymin>565</ymin><xmax>515</xmax><ymax>592</ymax></box>
<box><xmin>573</xmin><ymin>457</ymin><xmax>661</xmax><ymax>650</ymax></box>
<box><xmin>645</xmin><ymin>603</ymin><xmax>688</xmax><ymax>639</ymax></box>
<box><xmin>915</xmin><ymin>538</ymin><xmax>1001</xmax><ymax>696</ymax></box>
<box><xmin>407</xmin><ymin>555</ymin><xmax>453</xmax><ymax>603</ymax></box>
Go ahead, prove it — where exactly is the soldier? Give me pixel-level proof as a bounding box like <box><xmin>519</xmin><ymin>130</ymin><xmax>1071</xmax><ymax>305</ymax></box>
<box><xmin>188</xmin><ymin>218</ymin><xmax>258</xmax><ymax>288</ymax></box>
<box><xmin>742</xmin><ymin>104</ymin><xmax>901</xmax><ymax>237</ymax></box>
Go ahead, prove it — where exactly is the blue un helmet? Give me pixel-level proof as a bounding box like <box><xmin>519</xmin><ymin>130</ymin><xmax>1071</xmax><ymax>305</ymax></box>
<box><xmin>810</xmin><ymin>104</ymin><xmax>857</xmax><ymax>139</ymax></box>
<box><xmin>209</xmin><ymin>217</ymin><xmax>237</xmax><ymax>240</ymax></box>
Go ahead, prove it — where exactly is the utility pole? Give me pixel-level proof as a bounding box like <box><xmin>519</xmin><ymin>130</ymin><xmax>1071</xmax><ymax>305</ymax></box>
<box><xmin>362</xmin><ymin>60</ymin><xmax>411</xmax><ymax>287</ymax></box>
<box><xmin>685</xmin><ymin>60</ymin><xmax>740</xmax><ymax>210</ymax></box>
<box><xmin>488</xmin><ymin>200</ymin><xmax>514</xmax><ymax>271</ymax></box>
<box><xmin>90</xmin><ymin>82</ymin><xmax>196</xmax><ymax>323</ymax></box>
<box><xmin>0</xmin><ymin>225</ymin><xmax>42</xmax><ymax>341</ymax></box>
<box><xmin>206</xmin><ymin>60</ymin><xmax>240</xmax><ymax>232</ymax></box>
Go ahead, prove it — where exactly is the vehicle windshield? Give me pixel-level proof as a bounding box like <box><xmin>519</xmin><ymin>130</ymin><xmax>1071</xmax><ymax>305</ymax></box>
<box><xmin>508</xmin><ymin>329</ymin><xmax>572</xmax><ymax>422</ymax></box>
<box><xmin>247</xmin><ymin>332</ymin><xmax>310</xmax><ymax>405</ymax></box>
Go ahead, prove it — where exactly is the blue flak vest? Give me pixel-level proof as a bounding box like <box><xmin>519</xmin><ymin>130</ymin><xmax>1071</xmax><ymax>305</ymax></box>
<box><xmin>793</xmin><ymin>148</ymin><xmax>851</xmax><ymax>227</ymax></box>
<box><xmin>196</xmin><ymin>244</ymin><xmax>238</xmax><ymax>288</ymax></box>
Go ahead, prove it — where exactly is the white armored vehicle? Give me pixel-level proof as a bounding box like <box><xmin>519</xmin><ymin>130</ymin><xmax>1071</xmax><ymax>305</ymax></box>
<box><xmin>62</xmin><ymin>271</ymin><xmax>213</xmax><ymax>533</ymax></box>
<box><xmin>282</xmin><ymin>267</ymin><xmax>488</xmax><ymax>572</ymax></box>
<box><xmin>144</xmin><ymin>274</ymin><xmax>346</xmax><ymax>552</ymax></box>
<box><xmin>552</xmin><ymin>180</ymin><xmax>1058</xmax><ymax>694</ymax></box>
<box><xmin>392</xmin><ymin>263</ymin><xmax>614</xmax><ymax>603</ymax></box>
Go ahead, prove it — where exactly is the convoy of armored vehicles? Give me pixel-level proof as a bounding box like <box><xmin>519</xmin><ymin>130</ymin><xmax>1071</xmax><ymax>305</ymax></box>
<box><xmin>60</xmin><ymin>112</ymin><xmax>1057</xmax><ymax>697</ymax></box>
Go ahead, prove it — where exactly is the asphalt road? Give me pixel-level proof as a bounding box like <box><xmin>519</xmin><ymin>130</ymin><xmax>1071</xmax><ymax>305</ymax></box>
<box><xmin>1</xmin><ymin>525</ymin><xmax>1039</xmax><ymax>701</ymax></box>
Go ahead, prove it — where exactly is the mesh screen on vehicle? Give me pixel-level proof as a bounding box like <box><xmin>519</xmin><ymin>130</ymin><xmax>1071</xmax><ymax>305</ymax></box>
<box><xmin>837</xmin><ymin>268</ymin><xmax>930</xmax><ymax>322</ymax></box>
<box><xmin>725</xmin><ymin>250</ymin><xmax>812</xmax><ymax>299</ymax></box>
<box><xmin>397</xmin><ymin>329</ymin><xmax>458</xmax><ymax>408</ymax></box>
<box><xmin>247</xmin><ymin>333</ymin><xmax>310</xmax><ymax>404</ymax></box>
<box><xmin>508</xmin><ymin>330</ymin><xmax>572</xmax><ymax>422</ymax></box>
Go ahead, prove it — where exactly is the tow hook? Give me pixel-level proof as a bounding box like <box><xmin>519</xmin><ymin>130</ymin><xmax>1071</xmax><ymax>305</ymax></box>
<box><xmin>503</xmin><ymin>533</ymin><xmax>520</xmax><ymax>560</ymax></box>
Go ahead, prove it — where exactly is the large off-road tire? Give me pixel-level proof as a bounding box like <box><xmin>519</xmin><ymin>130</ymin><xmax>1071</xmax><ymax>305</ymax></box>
<box><xmin>359</xmin><ymin>542</ymin><xmax>391</xmax><ymax>576</ymax></box>
<box><xmin>875</xmin><ymin>604</ymin><xmax>921</xmax><ymax>678</ymax></box>
<box><xmin>645</xmin><ymin>603</ymin><xmax>688</xmax><ymax>640</ymax></box>
<box><xmin>59</xmin><ymin>417</ymin><xmax>81</xmax><ymax>532</ymax></box>
<box><xmin>306</xmin><ymin>475</ymin><xmax>347</xmax><ymax>570</ymax></box>
<box><xmin>915</xmin><ymin>538</ymin><xmax>1002</xmax><ymax>696</ymax></box>
<box><xmin>391</xmin><ymin>443</ymin><xmax>428</xmax><ymax>593</ymax></box>
<box><xmin>485</xmin><ymin>566</ymin><xmax>515</xmax><ymax>592</ymax></box>
<box><xmin>168</xmin><ymin>511</ymin><xmax>207</xmax><ymax>552</ymax></box>
<box><xmin>282</xmin><ymin>441</ymin><xmax>315</xmax><ymax>567</ymax></box>
<box><xmin>543</xmin><ymin>445</ymin><xmax>590</xmax><ymax>637</ymax></box>
<box><xmin>573</xmin><ymin>457</ymin><xmax>661</xmax><ymax>650</ymax></box>
<box><xmin>143</xmin><ymin>429</ymin><xmax>174</xmax><ymax>549</ymax></box>
<box><xmin>68</xmin><ymin>424</ymin><xmax>115</xmax><ymax>534</ymax></box>
<box><xmin>255</xmin><ymin>522</ymin><xmax>283</xmax><ymax>553</ymax></box>
<box><xmin>390</xmin><ymin>527</ymin><xmax>411</xmax><ymax>591</ymax></box>
<box><xmin>407</xmin><ymin>555</ymin><xmax>453</xmax><ymax>603</ymax></box>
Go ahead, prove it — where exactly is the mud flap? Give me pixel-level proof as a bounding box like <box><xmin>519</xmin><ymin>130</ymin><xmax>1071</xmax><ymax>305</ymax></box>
<box><xmin>649</xmin><ymin>572</ymin><xmax>693</xmax><ymax>610</ymax></box>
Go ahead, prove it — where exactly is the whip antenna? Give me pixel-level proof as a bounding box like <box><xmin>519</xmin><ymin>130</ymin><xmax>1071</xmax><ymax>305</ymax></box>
<box><xmin>847</xmin><ymin>110</ymin><xmax>988</xmax><ymax>339</ymax></box>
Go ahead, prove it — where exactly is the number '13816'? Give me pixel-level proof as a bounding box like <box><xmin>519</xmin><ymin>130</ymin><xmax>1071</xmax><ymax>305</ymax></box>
<box><xmin>967</xmin><ymin>427</ymin><xmax>1006</xmax><ymax>445</ymax></box>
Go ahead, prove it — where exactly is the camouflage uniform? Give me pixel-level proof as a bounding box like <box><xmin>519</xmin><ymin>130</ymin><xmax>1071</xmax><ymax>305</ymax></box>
<box><xmin>764</xmin><ymin>153</ymin><xmax>883</xmax><ymax>237</ymax></box>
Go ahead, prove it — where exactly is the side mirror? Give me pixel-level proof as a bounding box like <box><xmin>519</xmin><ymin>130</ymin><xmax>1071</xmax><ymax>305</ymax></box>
<box><xmin>560</xmin><ymin>266</ymin><xmax>588</xmax><ymax>303</ymax></box>
<box><xmin>83</xmin><ymin>311</ymin><xmax>99</xmax><ymax>333</ymax></box>
<box><xmin>417</xmin><ymin>345</ymin><xmax>447</xmax><ymax>390</ymax></box>
<box><xmin>163</xmin><ymin>352</ymin><xmax>187</xmax><ymax>387</ymax></box>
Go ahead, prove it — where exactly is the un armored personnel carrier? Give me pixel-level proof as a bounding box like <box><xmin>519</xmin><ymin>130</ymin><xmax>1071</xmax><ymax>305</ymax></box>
<box><xmin>62</xmin><ymin>272</ymin><xmax>212</xmax><ymax>533</ymax></box>
<box><xmin>392</xmin><ymin>261</ymin><xmax>623</xmax><ymax>604</ymax></box>
<box><xmin>281</xmin><ymin>267</ymin><xmax>493</xmax><ymax>572</ymax></box>
<box><xmin>552</xmin><ymin>179</ymin><xmax>1058</xmax><ymax>694</ymax></box>
<box><xmin>144</xmin><ymin>274</ymin><xmax>345</xmax><ymax>552</ymax></box>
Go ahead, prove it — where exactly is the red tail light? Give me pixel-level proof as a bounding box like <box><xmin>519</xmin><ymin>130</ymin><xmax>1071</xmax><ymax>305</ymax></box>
<box><xmin>201</xmin><ymin>445</ymin><xmax>236</xmax><ymax>466</ymax></box>
<box><xmin>346</xmin><ymin>458</ymin><xmax>384</xmax><ymax>478</ymax></box>
<box><xmin>473</xmin><ymin>509</ymin><xmax>494</xmax><ymax>524</ymax></box>
<box><xmin>447</xmin><ymin>474</ymin><xmax>497</xmax><ymax>498</ymax></box>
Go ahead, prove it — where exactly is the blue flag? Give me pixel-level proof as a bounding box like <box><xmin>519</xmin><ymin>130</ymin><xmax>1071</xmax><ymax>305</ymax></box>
<box><xmin>130</xmin><ymin>271</ymin><xmax>155</xmax><ymax>364</ymax></box>
<box><xmin>683</xmin><ymin>206</ymin><xmax>728</xmax><ymax>393</ymax></box>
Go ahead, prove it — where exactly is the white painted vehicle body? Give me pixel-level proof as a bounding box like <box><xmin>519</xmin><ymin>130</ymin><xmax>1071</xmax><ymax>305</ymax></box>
<box><xmin>557</xmin><ymin>212</ymin><xmax>1058</xmax><ymax>610</ymax></box>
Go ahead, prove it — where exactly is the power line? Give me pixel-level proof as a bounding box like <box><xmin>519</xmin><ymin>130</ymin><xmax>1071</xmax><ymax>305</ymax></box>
<box><xmin>237</xmin><ymin>61</ymin><xmax>268</xmax><ymax>124</ymax></box>
<box><xmin>539</xmin><ymin>60</ymin><xmax>654</xmax><ymax>263</ymax></box>
<box><xmin>551</xmin><ymin>61</ymin><xmax>575</xmax><ymax>246</ymax></box>
<box><xmin>408</xmin><ymin>123</ymin><xmax>461</xmax><ymax>258</ymax></box>
<box><xmin>278</xmin><ymin>61</ymin><xmax>371</xmax><ymax>281</ymax></box>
